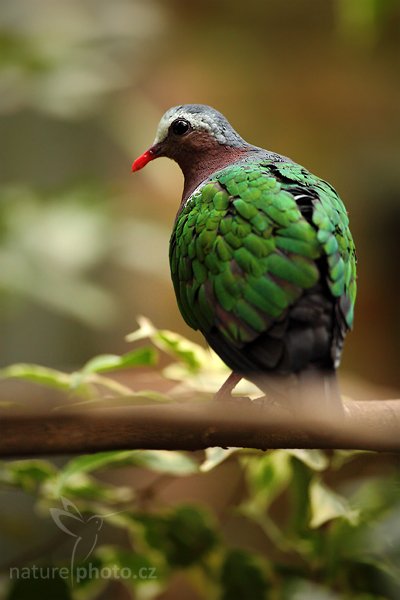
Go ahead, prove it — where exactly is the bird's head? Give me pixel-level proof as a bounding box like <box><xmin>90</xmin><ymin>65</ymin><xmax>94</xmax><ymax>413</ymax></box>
<box><xmin>88</xmin><ymin>515</ymin><xmax>104</xmax><ymax>531</ymax></box>
<box><xmin>131</xmin><ymin>104</ymin><xmax>247</xmax><ymax>173</ymax></box>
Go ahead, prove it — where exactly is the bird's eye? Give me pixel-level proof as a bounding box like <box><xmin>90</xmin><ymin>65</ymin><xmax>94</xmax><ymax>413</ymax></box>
<box><xmin>171</xmin><ymin>119</ymin><xmax>190</xmax><ymax>135</ymax></box>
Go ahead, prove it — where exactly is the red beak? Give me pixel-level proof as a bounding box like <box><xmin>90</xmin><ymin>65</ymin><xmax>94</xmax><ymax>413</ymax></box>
<box><xmin>131</xmin><ymin>149</ymin><xmax>156</xmax><ymax>172</ymax></box>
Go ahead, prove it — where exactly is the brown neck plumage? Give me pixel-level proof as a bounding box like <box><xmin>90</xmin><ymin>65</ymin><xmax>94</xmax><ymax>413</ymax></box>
<box><xmin>158</xmin><ymin>130</ymin><xmax>252</xmax><ymax>216</ymax></box>
<box><xmin>180</xmin><ymin>145</ymin><xmax>248</xmax><ymax>204</ymax></box>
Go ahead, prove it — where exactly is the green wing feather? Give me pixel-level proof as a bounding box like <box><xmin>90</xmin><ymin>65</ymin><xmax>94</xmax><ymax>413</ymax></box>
<box><xmin>169</xmin><ymin>161</ymin><xmax>356</xmax><ymax>347</ymax></box>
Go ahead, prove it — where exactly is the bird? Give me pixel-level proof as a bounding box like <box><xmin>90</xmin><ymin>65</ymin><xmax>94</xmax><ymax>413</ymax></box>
<box><xmin>50</xmin><ymin>497</ymin><xmax>104</xmax><ymax>583</ymax></box>
<box><xmin>131</xmin><ymin>104</ymin><xmax>356</xmax><ymax>406</ymax></box>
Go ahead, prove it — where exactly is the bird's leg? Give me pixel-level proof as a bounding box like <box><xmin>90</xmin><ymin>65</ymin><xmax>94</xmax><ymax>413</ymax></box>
<box><xmin>254</xmin><ymin>374</ymin><xmax>295</xmax><ymax>412</ymax></box>
<box><xmin>214</xmin><ymin>371</ymin><xmax>243</xmax><ymax>401</ymax></box>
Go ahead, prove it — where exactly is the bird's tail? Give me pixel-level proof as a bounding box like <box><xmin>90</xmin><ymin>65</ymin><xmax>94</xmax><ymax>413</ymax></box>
<box><xmin>296</xmin><ymin>368</ymin><xmax>344</xmax><ymax>419</ymax></box>
<box><xmin>251</xmin><ymin>368</ymin><xmax>343</xmax><ymax>419</ymax></box>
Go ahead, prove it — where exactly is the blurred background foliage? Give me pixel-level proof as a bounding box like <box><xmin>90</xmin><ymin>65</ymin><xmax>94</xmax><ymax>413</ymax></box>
<box><xmin>1</xmin><ymin>0</ymin><xmax>400</xmax><ymax>598</ymax></box>
<box><xmin>1</xmin><ymin>327</ymin><xmax>400</xmax><ymax>600</ymax></box>
<box><xmin>0</xmin><ymin>0</ymin><xmax>399</xmax><ymax>389</ymax></box>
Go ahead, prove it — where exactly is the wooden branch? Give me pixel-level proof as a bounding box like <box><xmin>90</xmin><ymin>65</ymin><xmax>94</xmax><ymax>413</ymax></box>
<box><xmin>1</xmin><ymin>396</ymin><xmax>400</xmax><ymax>456</ymax></box>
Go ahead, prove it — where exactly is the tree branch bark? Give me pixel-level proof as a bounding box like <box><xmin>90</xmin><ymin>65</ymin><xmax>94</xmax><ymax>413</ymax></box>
<box><xmin>1</xmin><ymin>396</ymin><xmax>400</xmax><ymax>457</ymax></box>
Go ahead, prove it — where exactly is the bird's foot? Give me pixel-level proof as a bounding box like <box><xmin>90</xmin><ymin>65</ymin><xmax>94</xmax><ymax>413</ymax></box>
<box><xmin>213</xmin><ymin>371</ymin><xmax>245</xmax><ymax>402</ymax></box>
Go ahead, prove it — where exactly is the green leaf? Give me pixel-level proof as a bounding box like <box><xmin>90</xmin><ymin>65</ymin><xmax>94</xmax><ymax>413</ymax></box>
<box><xmin>95</xmin><ymin>546</ymin><xmax>164</xmax><ymax>588</ymax></box>
<box><xmin>125</xmin><ymin>315</ymin><xmax>158</xmax><ymax>343</ymax></box>
<box><xmin>284</xmin><ymin>578</ymin><xmax>342</xmax><ymax>600</ymax></box>
<box><xmin>348</xmin><ymin>475</ymin><xmax>400</xmax><ymax>517</ymax></box>
<box><xmin>58</xmin><ymin>451</ymin><xmax>138</xmax><ymax>480</ymax></box>
<box><xmin>309</xmin><ymin>478</ymin><xmax>360</xmax><ymax>528</ymax></box>
<box><xmin>220</xmin><ymin>549</ymin><xmax>268</xmax><ymax>600</ymax></box>
<box><xmin>126</xmin><ymin>316</ymin><xmax>209</xmax><ymax>372</ymax></box>
<box><xmin>288</xmin><ymin>449</ymin><xmax>329</xmax><ymax>471</ymax></box>
<box><xmin>54</xmin><ymin>450</ymin><xmax>198</xmax><ymax>494</ymax></box>
<box><xmin>82</xmin><ymin>347</ymin><xmax>157</xmax><ymax>374</ymax></box>
<box><xmin>200</xmin><ymin>447</ymin><xmax>240</xmax><ymax>472</ymax></box>
<box><xmin>242</xmin><ymin>450</ymin><xmax>293</xmax><ymax>515</ymax></box>
<box><xmin>0</xmin><ymin>364</ymin><xmax>76</xmax><ymax>392</ymax></box>
<box><xmin>330</xmin><ymin>450</ymin><xmax>372</xmax><ymax>470</ymax></box>
<box><xmin>127</xmin><ymin>450</ymin><xmax>199</xmax><ymax>475</ymax></box>
<box><xmin>138</xmin><ymin>505</ymin><xmax>218</xmax><ymax>567</ymax></box>
<box><xmin>44</xmin><ymin>472</ymin><xmax>132</xmax><ymax>504</ymax></box>
<box><xmin>0</xmin><ymin>346</ymin><xmax>158</xmax><ymax>401</ymax></box>
<box><xmin>0</xmin><ymin>459</ymin><xmax>56</xmax><ymax>491</ymax></box>
<box><xmin>163</xmin><ymin>360</ymin><xmax>259</xmax><ymax>396</ymax></box>
<box><xmin>154</xmin><ymin>330</ymin><xmax>204</xmax><ymax>371</ymax></box>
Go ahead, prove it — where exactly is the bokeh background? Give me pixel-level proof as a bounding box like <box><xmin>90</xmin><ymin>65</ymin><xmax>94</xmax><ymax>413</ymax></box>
<box><xmin>1</xmin><ymin>0</ymin><xmax>400</xmax><ymax>388</ymax></box>
<box><xmin>1</xmin><ymin>2</ymin><xmax>400</xmax><ymax>600</ymax></box>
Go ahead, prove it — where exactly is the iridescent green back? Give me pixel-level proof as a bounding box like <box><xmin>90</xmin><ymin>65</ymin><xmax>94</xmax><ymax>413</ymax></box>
<box><xmin>169</xmin><ymin>160</ymin><xmax>356</xmax><ymax>348</ymax></box>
